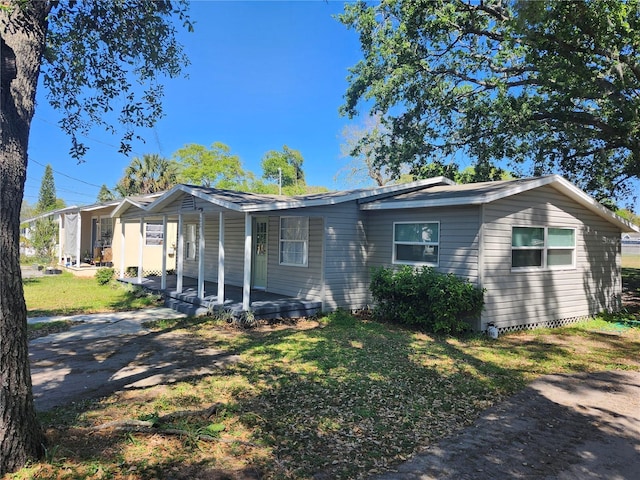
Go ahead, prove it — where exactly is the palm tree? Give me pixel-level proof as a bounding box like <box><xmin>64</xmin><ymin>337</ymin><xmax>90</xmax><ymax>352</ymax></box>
<box><xmin>115</xmin><ymin>154</ymin><xmax>178</xmax><ymax>197</ymax></box>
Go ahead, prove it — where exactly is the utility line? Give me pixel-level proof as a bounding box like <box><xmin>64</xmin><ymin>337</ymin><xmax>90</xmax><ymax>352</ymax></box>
<box><xmin>29</xmin><ymin>157</ymin><xmax>103</xmax><ymax>188</ymax></box>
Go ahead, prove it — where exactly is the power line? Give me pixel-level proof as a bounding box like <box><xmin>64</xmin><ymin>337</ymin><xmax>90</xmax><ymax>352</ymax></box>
<box><xmin>29</xmin><ymin>157</ymin><xmax>103</xmax><ymax>188</ymax></box>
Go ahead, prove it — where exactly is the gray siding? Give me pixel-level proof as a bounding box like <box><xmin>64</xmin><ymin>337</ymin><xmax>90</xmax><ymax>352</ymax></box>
<box><xmin>364</xmin><ymin>205</ymin><xmax>481</xmax><ymax>282</ymax></box>
<box><xmin>481</xmin><ymin>185</ymin><xmax>622</xmax><ymax>331</ymax></box>
<box><xmin>265</xmin><ymin>216</ymin><xmax>324</xmax><ymax>299</ymax></box>
<box><xmin>321</xmin><ymin>203</ymin><xmax>370</xmax><ymax>310</ymax></box>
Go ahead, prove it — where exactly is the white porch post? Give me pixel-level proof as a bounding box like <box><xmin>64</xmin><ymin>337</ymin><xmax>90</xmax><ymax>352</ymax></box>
<box><xmin>176</xmin><ymin>213</ymin><xmax>184</xmax><ymax>293</ymax></box>
<box><xmin>242</xmin><ymin>213</ymin><xmax>252</xmax><ymax>311</ymax></box>
<box><xmin>217</xmin><ymin>212</ymin><xmax>225</xmax><ymax>305</ymax></box>
<box><xmin>119</xmin><ymin>220</ymin><xmax>125</xmax><ymax>279</ymax></box>
<box><xmin>76</xmin><ymin>212</ymin><xmax>81</xmax><ymax>267</ymax></box>
<box><xmin>161</xmin><ymin>215</ymin><xmax>168</xmax><ymax>290</ymax></box>
<box><xmin>198</xmin><ymin>211</ymin><xmax>205</xmax><ymax>300</ymax></box>
<box><xmin>58</xmin><ymin>215</ymin><xmax>63</xmax><ymax>264</ymax></box>
<box><xmin>138</xmin><ymin>217</ymin><xmax>144</xmax><ymax>283</ymax></box>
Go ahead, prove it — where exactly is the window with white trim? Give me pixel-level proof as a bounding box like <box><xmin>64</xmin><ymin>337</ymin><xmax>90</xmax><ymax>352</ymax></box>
<box><xmin>185</xmin><ymin>223</ymin><xmax>197</xmax><ymax>260</ymax></box>
<box><xmin>279</xmin><ymin>216</ymin><xmax>308</xmax><ymax>266</ymax></box>
<box><xmin>145</xmin><ymin>222</ymin><xmax>163</xmax><ymax>246</ymax></box>
<box><xmin>393</xmin><ymin>222</ymin><xmax>439</xmax><ymax>265</ymax></box>
<box><xmin>511</xmin><ymin>226</ymin><xmax>575</xmax><ymax>269</ymax></box>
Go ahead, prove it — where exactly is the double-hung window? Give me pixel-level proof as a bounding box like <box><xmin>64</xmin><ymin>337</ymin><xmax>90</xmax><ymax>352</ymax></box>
<box><xmin>280</xmin><ymin>216</ymin><xmax>308</xmax><ymax>266</ymax></box>
<box><xmin>511</xmin><ymin>226</ymin><xmax>575</xmax><ymax>270</ymax></box>
<box><xmin>393</xmin><ymin>222</ymin><xmax>439</xmax><ymax>265</ymax></box>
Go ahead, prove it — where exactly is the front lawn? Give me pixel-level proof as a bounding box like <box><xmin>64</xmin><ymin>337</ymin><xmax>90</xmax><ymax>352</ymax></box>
<box><xmin>13</xmin><ymin>312</ymin><xmax>640</xmax><ymax>479</ymax></box>
<box><xmin>23</xmin><ymin>271</ymin><xmax>160</xmax><ymax>317</ymax></box>
<box><xmin>12</xmin><ymin>268</ymin><xmax>640</xmax><ymax>479</ymax></box>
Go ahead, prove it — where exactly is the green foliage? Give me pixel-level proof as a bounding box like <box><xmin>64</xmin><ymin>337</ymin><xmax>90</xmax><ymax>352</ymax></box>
<box><xmin>43</xmin><ymin>0</ymin><xmax>192</xmax><ymax>158</ymax></box>
<box><xmin>37</xmin><ymin>164</ymin><xmax>57</xmax><ymax>212</ymax></box>
<box><xmin>31</xmin><ymin>217</ymin><xmax>57</xmax><ymax>261</ymax></box>
<box><xmin>370</xmin><ymin>266</ymin><xmax>484</xmax><ymax>334</ymax></box>
<box><xmin>261</xmin><ymin>145</ymin><xmax>305</xmax><ymax>188</ymax></box>
<box><xmin>173</xmin><ymin>142</ymin><xmax>253</xmax><ymax>189</ymax></box>
<box><xmin>96</xmin><ymin>184</ymin><xmax>115</xmax><ymax>203</ymax></box>
<box><xmin>95</xmin><ymin>267</ymin><xmax>114</xmax><ymax>285</ymax></box>
<box><xmin>339</xmin><ymin>0</ymin><xmax>640</xmax><ymax>203</ymax></box>
<box><xmin>115</xmin><ymin>154</ymin><xmax>178</xmax><ymax>196</ymax></box>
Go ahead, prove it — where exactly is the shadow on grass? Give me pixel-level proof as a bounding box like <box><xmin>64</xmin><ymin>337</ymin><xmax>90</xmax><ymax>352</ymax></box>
<box><xmin>30</xmin><ymin>310</ymin><xmax>640</xmax><ymax>480</ymax></box>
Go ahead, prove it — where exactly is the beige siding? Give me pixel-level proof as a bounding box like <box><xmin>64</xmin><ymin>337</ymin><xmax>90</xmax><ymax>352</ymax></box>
<box><xmin>114</xmin><ymin>219</ymin><xmax>178</xmax><ymax>275</ymax></box>
<box><xmin>481</xmin><ymin>185</ymin><xmax>621</xmax><ymax>331</ymax></box>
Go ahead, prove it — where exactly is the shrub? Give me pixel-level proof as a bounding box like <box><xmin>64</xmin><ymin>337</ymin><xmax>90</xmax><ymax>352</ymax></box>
<box><xmin>95</xmin><ymin>267</ymin><xmax>115</xmax><ymax>285</ymax></box>
<box><xmin>370</xmin><ymin>265</ymin><xmax>484</xmax><ymax>334</ymax></box>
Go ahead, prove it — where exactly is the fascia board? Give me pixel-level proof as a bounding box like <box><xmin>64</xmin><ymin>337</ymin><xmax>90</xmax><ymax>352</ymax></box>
<box><xmin>22</xmin><ymin>205</ymin><xmax>80</xmax><ymax>223</ymax></box>
<box><xmin>549</xmin><ymin>176</ymin><xmax>640</xmax><ymax>233</ymax></box>
<box><xmin>146</xmin><ymin>185</ymin><xmax>244</xmax><ymax>213</ymax></box>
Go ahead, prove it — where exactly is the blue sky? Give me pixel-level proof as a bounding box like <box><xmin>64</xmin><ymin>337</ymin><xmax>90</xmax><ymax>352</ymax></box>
<box><xmin>25</xmin><ymin>1</ymin><xmax>369</xmax><ymax>206</ymax></box>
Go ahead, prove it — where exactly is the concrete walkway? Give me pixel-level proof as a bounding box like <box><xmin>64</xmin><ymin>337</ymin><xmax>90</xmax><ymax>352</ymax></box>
<box><xmin>28</xmin><ymin>307</ymin><xmax>187</xmax><ymax>344</ymax></box>
<box><xmin>28</xmin><ymin>307</ymin><xmax>239</xmax><ymax>412</ymax></box>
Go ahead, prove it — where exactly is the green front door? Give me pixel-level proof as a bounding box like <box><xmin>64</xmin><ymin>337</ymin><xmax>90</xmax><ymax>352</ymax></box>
<box><xmin>252</xmin><ymin>218</ymin><xmax>268</xmax><ymax>289</ymax></box>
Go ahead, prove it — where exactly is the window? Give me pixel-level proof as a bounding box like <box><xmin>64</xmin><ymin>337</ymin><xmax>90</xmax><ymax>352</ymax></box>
<box><xmin>185</xmin><ymin>223</ymin><xmax>197</xmax><ymax>260</ymax></box>
<box><xmin>512</xmin><ymin>226</ymin><xmax>575</xmax><ymax>269</ymax></box>
<box><xmin>100</xmin><ymin>217</ymin><xmax>113</xmax><ymax>247</ymax></box>
<box><xmin>145</xmin><ymin>222</ymin><xmax>164</xmax><ymax>246</ymax></box>
<box><xmin>393</xmin><ymin>222</ymin><xmax>439</xmax><ymax>265</ymax></box>
<box><xmin>280</xmin><ymin>216</ymin><xmax>308</xmax><ymax>266</ymax></box>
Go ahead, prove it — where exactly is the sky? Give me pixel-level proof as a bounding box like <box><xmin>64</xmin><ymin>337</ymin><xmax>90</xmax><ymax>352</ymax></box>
<box><xmin>25</xmin><ymin>0</ymin><xmax>370</xmax><ymax>207</ymax></box>
<box><xmin>23</xmin><ymin>0</ymin><xmax>640</xmax><ymax>213</ymax></box>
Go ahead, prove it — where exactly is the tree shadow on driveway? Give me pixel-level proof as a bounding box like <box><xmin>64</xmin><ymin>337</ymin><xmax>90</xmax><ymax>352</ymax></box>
<box><xmin>30</xmin><ymin>328</ymin><xmax>240</xmax><ymax>412</ymax></box>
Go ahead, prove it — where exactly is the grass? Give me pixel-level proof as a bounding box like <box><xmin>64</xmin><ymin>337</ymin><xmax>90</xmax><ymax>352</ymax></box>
<box><xmin>12</xmin><ymin>268</ymin><xmax>640</xmax><ymax>479</ymax></box>
<box><xmin>623</xmin><ymin>254</ymin><xmax>640</xmax><ymax>269</ymax></box>
<box><xmin>23</xmin><ymin>271</ymin><xmax>162</xmax><ymax>317</ymax></box>
<box><xmin>12</xmin><ymin>312</ymin><xmax>640</xmax><ymax>479</ymax></box>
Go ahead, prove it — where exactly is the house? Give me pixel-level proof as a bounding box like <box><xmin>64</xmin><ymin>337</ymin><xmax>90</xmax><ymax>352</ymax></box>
<box><xmin>22</xmin><ymin>193</ymin><xmax>177</xmax><ymax>278</ymax></box>
<box><xmin>112</xmin><ymin>175</ymin><xmax>640</xmax><ymax>332</ymax></box>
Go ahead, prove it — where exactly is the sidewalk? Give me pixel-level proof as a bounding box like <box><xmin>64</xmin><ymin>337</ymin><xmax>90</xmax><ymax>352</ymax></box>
<box><xmin>28</xmin><ymin>307</ymin><xmax>187</xmax><ymax>344</ymax></box>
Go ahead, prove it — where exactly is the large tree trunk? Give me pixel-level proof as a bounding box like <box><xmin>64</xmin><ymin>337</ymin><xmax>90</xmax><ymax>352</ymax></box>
<box><xmin>1</xmin><ymin>3</ymin><xmax>50</xmax><ymax>475</ymax></box>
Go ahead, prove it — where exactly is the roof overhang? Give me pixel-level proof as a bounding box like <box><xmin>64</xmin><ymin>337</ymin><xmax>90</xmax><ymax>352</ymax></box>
<box><xmin>361</xmin><ymin>175</ymin><xmax>640</xmax><ymax>233</ymax></box>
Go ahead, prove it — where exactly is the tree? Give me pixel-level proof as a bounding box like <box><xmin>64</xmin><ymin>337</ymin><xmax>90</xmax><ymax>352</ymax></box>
<box><xmin>115</xmin><ymin>154</ymin><xmax>179</xmax><ymax>197</ymax></box>
<box><xmin>97</xmin><ymin>184</ymin><xmax>115</xmax><ymax>203</ymax></box>
<box><xmin>31</xmin><ymin>164</ymin><xmax>62</xmax><ymax>260</ymax></box>
<box><xmin>339</xmin><ymin>0</ymin><xmax>640</xmax><ymax>203</ymax></box>
<box><xmin>336</xmin><ymin>114</ymin><xmax>406</xmax><ymax>187</ymax></box>
<box><xmin>36</xmin><ymin>164</ymin><xmax>56</xmax><ymax>212</ymax></box>
<box><xmin>173</xmin><ymin>142</ymin><xmax>253</xmax><ymax>189</ymax></box>
<box><xmin>0</xmin><ymin>1</ymin><xmax>190</xmax><ymax>473</ymax></box>
<box><xmin>261</xmin><ymin>145</ymin><xmax>306</xmax><ymax>190</ymax></box>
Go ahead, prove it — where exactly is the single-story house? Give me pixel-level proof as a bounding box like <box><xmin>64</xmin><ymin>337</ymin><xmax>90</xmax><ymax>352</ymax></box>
<box><xmin>111</xmin><ymin>175</ymin><xmax>640</xmax><ymax>332</ymax></box>
<box><xmin>22</xmin><ymin>193</ymin><xmax>178</xmax><ymax>278</ymax></box>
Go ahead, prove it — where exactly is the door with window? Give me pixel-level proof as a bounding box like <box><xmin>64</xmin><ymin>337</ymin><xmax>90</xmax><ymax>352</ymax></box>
<box><xmin>252</xmin><ymin>218</ymin><xmax>268</xmax><ymax>289</ymax></box>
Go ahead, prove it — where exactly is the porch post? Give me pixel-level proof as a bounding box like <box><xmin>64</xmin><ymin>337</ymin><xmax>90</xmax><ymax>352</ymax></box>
<box><xmin>243</xmin><ymin>212</ymin><xmax>252</xmax><ymax>311</ymax></box>
<box><xmin>217</xmin><ymin>212</ymin><xmax>225</xmax><ymax>305</ymax></box>
<box><xmin>161</xmin><ymin>214</ymin><xmax>168</xmax><ymax>290</ymax></box>
<box><xmin>58</xmin><ymin>214</ymin><xmax>62</xmax><ymax>264</ymax></box>
<box><xmin>119</xmin><ymin>219</ymin><xmax>125</xmax><ymax>279</ymax></box>
<box><xmin>176</xmin><ymin>213</ymin><xmax>184</xmax><ymax>293</ymax></box>
<box><xmin>138</xmin><ymin>217</ymin><xmax>144</xmax><ymax>283</ymax></box>
<box><xmin>76</xmin><ymin>212</ymin><xmax>81</xmax><ymax>268</ymax></box>
<box><xmin>198</xmin><ymin>211</ymin><xmax>205</xmax><ymax>300</ymax></box>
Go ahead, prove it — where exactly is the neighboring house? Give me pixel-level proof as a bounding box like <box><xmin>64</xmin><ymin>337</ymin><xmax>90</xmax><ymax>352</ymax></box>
<box><xmin>22</xmin><ymin>193</ymin><xmax>177</xmax><ymax>277</ymax></box>
<box><xmin>111</xmin><ymin>175</ymin><xmax>639</xmax><ymax>332</ymax></box>
<box><xmin>622</xmin><ymin>232</ymin><xmax>640</xmax><ymax>256</ymax></box>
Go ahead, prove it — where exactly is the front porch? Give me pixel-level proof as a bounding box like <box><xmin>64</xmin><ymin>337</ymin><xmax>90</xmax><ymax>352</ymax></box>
<box><xmin>120</xmin><ymin>275</ymin><xmax>322</xmax><ymax>319</ymax></box>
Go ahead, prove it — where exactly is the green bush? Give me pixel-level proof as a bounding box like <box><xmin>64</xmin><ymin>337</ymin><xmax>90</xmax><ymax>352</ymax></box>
<box><xmin>370</xmin><ymin>266</ymin><xmax>484</xmax><ymax>334</ymax></box>
<box><xmin>95</xmin><ymin>267</ymin><xmax>115</xmax><ymax>285</ymax></box>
